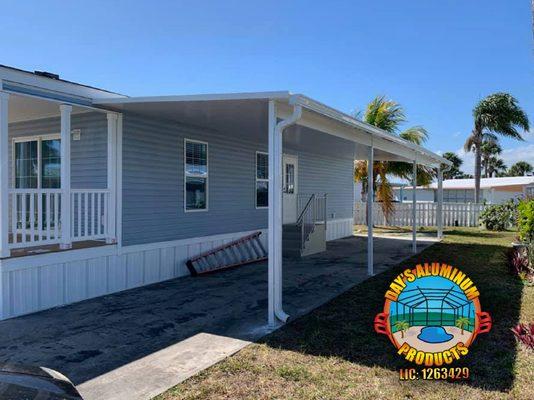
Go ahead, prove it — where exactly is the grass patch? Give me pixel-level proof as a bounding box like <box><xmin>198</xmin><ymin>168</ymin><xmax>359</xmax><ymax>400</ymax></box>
<box><xmin>157</xmin><ymin>228</ymin><xmax>534</xmax><ymax>400</ymax></box>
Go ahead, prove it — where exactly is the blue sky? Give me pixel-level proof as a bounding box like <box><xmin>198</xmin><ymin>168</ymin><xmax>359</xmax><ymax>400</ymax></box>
<box><xmin>1</xmin><ymin>1</ymin><xmax>532</xmax><ymax>174</ymax></box>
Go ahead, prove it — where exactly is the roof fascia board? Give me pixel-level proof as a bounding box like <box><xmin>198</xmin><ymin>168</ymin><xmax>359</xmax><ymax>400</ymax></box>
<box><xmin>93</xmin><ymin>91</ymin><xmax>291</xmax><ymax>105</ymax></box>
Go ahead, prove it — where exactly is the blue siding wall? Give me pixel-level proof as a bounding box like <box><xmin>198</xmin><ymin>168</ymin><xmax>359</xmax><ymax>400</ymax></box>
<box><xmin>121</xmin><ymin>114</ymin><xmax>355</xmax><ymax>246</ymax></box>
<box><xmin>122</xmin><ymin>114</ymin><xmax>269</xmax><ymax>246</ymax></box>
<box><xmin>297</xmin><ymin>151</ymin><xmax>354</xmax><ymax>219</ymax></box>
<box><xmin>8</xmin><ymin>112</ymin><xmax>107</xmax><ymax>189</ymax></box>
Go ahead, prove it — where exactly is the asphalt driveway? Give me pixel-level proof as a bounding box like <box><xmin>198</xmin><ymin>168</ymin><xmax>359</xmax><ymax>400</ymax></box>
<box><xmin>0</xmin><ymin>234</ymin><xmax>436</xmax><ymax>399</ymax></box>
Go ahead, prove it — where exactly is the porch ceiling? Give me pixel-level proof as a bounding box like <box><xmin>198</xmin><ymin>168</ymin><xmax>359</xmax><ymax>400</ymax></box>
<box><xmin>8</xmin><ymin>93</ymin><xmax>89</xmax><ymax>123</ymax></box>
<box><xmin>97</xmin><ymin>98</ymin><xmax>270</xmax><ymax>143</ymax></box>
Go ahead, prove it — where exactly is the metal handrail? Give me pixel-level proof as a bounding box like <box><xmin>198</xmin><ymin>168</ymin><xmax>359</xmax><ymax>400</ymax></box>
<box><xmin>296</xmin><ymin>193</ymin><xmax>327</xmax><ymax>251</ymax></box>
<box><xmin>297</xmin><ymin>194</ymin><xmax>315</xmax><ymax>225</ymax></box>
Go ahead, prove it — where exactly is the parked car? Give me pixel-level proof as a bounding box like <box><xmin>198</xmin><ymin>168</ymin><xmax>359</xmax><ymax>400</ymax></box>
<box><xmin>0</xmin><ymin>364</ymin><xmax>82</xmax><ymax>399</ymax></box>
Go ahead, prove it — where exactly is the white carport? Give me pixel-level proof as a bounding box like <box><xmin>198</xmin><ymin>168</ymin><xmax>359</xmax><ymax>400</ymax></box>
<box><xmin>94</xmin><ymin>91</ymin><xmax>451</xmax><ymax>327</ymax></box>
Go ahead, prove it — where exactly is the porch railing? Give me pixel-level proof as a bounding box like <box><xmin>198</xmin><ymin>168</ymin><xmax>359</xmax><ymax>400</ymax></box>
<box><xmin>296</xmin><ymin>193</ymin><xmax>327</xmax><ymax>250</ymax></box>
<box><xmin>71</xmin><ymin>189</ymin><xmax>110</xmax><ymax>241</ymax></box>
<box><xmin>8</xmin><ymin>188</ymin><xmax>110</xmax><ymax>249</ymax></box>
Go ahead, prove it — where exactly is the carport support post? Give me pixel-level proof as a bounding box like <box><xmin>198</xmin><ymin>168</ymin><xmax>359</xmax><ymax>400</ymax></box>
<box><xmin>60</xmin><ymin>104</ymin><xmax>72</xmax><ymax>249</ymax></box>
<box><xmin>437</xmin><ymin>166</ymin><xmax>444</xmax><ymax>239</ymax></box>
<box><xmin>367</xmin><ymin>145</ymin><xmax>374</xmax><ymax>275</ymax></box>
<box><xmin>106</xmin><ymin>113</ymin><xmax>118</xmax><ymax>244</ymax></box>
<box><xmin>0</xmin><ymin>91</ymin><xmax>9</xmax><ymax>258</ymax></box>
<box><xmin>268</xmin><ymin>100</ymin><xmax>276</xmax><ymax>327</ymax></box>
<box><xmin>412</xmin><ymin>159</ymin><xmax>417</xmax><ymax>253</ymax></box>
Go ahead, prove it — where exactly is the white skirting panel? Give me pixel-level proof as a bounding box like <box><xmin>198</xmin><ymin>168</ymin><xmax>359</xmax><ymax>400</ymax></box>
<box><xmin>326</xmin><ymin>218</ymin><xmax>354</xmax><ymax>241</ymax></box>
<box><xmin>0</xmin><ymin>229</ymin><xmax>267</xmax><ymax>320</ymax></box>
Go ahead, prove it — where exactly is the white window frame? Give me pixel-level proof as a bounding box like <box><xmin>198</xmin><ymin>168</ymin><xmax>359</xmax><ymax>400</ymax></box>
<box><xmin>11</xmin><ymin>133</ymin><xmax>61</xmax><ymax>189</ymax></box>
<box><xmin>184</xmin><ymin>138</ymin><xmax>209</xmax><ymax>212</ymax></box>
<box><xmin>255</xmin><ymin>151</ymin><xmax>269</xmax><ymax>209</ymax></box>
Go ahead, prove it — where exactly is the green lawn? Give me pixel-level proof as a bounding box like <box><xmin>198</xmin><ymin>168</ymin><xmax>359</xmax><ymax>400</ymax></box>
<box><xmin>157</xmin><ymin>228</ymin><xmax>534</xmax><ymax>400</ymax></box>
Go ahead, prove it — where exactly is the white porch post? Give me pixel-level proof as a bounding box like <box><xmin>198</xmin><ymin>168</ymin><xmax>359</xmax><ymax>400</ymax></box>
<box><xmin>437</xmin><ymin>166</ymin><xmax>443</xmax><ymax>239</ymax></box>
<box><xmin>412</xmin><ymin>159</ymin><xmax>417</xmax><ymax>253</ymax></box>
<box><xmin>0</xmin><ymin>91</ymin><xmax>9</xmax><ymax>258</ymax></box>
<box><xmin>60</xmin><ymin>104</ymin><xmax>72</xmax><ymax>249</ymax></box>
<box><xmin>367</xmin><ymin>145</ymin><xmax>374</xmax><ymax>275</ymax></box>
<box><xmin>106</xmin><ymin>113</ymin><xmax>118</xmax><ymax>244</ymax></box>
<box><xmin>268</xmin><ymin>100</ymin><xmax>276</xmax><ymax>327</ymax></box>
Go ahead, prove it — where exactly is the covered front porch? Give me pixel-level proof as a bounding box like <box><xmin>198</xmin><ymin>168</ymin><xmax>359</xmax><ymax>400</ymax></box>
<box><xmin>0</xmin><ymin>90</ymin><xmax>120</xmax><ymax>258</ymax></box>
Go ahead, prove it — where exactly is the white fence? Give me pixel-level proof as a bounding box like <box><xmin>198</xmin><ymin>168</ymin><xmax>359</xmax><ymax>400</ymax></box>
<box><xmin>354</xmin><ymin>202</ymin><xmax>486</xmax><ymax>227</ymax></box>
<box><xmin>8</xmin><ymin>188</ymin><xmax>110</xmax><ymax>249</ymax></box>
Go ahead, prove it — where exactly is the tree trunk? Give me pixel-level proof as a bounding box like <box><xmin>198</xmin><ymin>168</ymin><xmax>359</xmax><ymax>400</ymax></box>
<box><xmin>474</xmin><ymin>143</ymin><xmax>482</xmax><ymax>203</ymax></box>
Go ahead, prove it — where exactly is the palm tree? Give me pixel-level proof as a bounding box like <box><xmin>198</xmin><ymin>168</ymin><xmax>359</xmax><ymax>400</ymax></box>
<box><xmin>354</xmin><ymin>96</ymin><xmax>434</xmax><ymax>219</ymax></box>
<box><xmin>465</xmin><ymin>93</ymin><xmax>530</xmax><ymax>203</ymax></box>
<box><xmin>508</xmin><ymin>161</ymin><xmax>533</xmax><ymax>177</ymax></box>
<box><xmin>455</xmin><ymin>317</ymin><xmax>471</xmax><ymax>335</ymax></box>
<box><xmin>394</xmin><ymin>320</ymin><xmax>410</xmax><ymax>338</ymax></box>
<box><xmin>480</xmin><ymin>140</ymin><xmax>502</xmax><ymax>178</ymax></box>
<box><xmin>442</xmin><ymin>152</ymin><xmax>464</xmax><ymax>179</ymax></box>
<box><xmin>488</xmin><ymin>157</ymin><xmax>507</xmax><ymax>177</ymax></box>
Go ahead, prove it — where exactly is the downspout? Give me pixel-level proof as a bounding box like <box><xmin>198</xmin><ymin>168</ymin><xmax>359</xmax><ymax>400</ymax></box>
<box><xmin>273</xmin><ymin>102</ymin><xmax>302</xmax><ymax>323</ymax></box>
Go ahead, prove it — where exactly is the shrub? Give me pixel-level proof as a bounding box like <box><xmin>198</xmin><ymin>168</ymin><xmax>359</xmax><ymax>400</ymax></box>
<box><xmin>479</xmin><ymin>200</ymin><xmax>517</xmax><ymax>231</ymax></box>
<box><xmin>511</xmin><ymin>323</ymin><xmax>534</xmax><ymax>350</ymax></box>
<box><xmin>505</xmin><ymin>247</ymin><xmax>534</xmax><ymax>285</ymax></box>
<box><xmin>506</xmin><ymin>248</ymin><xmax>529</xmax><ymax>275</ymax></box>
<box><xmin>517</xmin><ymin>199</ymin><xmax>534</xmax><ymax>243</ymax></box>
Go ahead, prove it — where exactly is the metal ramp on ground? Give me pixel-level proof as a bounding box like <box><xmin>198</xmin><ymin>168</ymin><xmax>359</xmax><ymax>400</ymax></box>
<box><xmin>186</xmin><ymin>231</ymin><xmax>267</xmax><ymax>276</ymax></box>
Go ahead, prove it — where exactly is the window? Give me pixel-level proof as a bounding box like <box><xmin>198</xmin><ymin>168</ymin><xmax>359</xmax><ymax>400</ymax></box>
<box><xmin>256</xmin><ymin>152</ymin><xmax>268</xmax><ymax>208</ymax></box>
<box><xmin>14</xmin><ymin>136</ymin><xmax>61</xmax><ymax>189</ymax></box>
<box><xmin>284</xmin><ymin>163</ymin><xmax>295</xmax><ymax>194</ymax></box>
<box><xmin>443</xmin><ymin>189</ymin><xmax>474</xmax><ymax>203</ymax></box>
<box><xmin>185</xmin><ymin>139</ymin><xmax>208</xmax><ymax>211</ymax></box>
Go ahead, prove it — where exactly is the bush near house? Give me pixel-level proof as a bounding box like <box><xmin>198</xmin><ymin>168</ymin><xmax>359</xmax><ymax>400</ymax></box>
<box><xmin>479</xmin><ymin>199</ymin><xmax>518</xmax><ymax>231</ymax></box>
<box><xmin>505</xmin><ymin>246</ymin><xmax>534</xmax><ymax>285</ymax></box>
<box><xmin>517</xmin><ymin>199</ymin><xmax>534</xmax><ymax>243</ymax></box>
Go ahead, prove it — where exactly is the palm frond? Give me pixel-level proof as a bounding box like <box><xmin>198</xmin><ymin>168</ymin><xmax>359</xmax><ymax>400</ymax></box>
<box><xmin>464</xmin><ymin>133</ymin><xmax>477</xmax><ymax>152</ymax></box>
<box><xmin>474</xmin><ymin>92</ymin><xmax>530</xmax><ymax>140</ymax></box>
<box><xmin>399</xmin><ymin>126</ymin><xmax>428</xmax><ymax>145</ymax></box>
<box><xmin>375</xmin><ymin>168</ymin><xmax>394</xmax><ymax>220</ymax></box>
<box><xmin>364</xmin><ymin>95</ymin><xmax>406</xmax><ymax>133</ymax></box>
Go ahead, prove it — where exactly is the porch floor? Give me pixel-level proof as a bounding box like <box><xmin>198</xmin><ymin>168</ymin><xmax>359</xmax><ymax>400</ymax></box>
<box><xmin>5</xmin><ymin>239</ymin><xmax>110</xmax><ymax>259</ymax></box>
<box><xmin>0</xmin><ymin>234</ymin><xmax>436</xmax><ymax>399</ymax></box>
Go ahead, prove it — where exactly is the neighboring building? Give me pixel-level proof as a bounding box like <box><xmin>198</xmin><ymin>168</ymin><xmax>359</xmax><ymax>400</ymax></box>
<box><xmin>0</xmin><ymin>65</ymin><xmax>448</xmax><ymax>322</ymax></box>
<box><xmin>394</xmin><ymin>176</ymin><xmax>534</xmax><ymax>204</ymax></box>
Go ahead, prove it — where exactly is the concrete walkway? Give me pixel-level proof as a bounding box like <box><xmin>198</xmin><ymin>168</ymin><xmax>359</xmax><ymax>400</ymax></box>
<box><xmin>0</xmin><ymin>235</ymin><xmax>435</xmax><ymax>399</ymax></box>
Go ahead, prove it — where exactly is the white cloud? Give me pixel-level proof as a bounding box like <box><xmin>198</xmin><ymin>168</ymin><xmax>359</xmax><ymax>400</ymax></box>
<box><xmin>456</xmin><ymin>144</ymin><xmax>534</xmax><ymax>175</ymax></box>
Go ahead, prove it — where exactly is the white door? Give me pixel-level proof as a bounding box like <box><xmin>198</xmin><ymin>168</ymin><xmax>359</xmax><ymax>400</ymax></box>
<box><xmin>283</xmin><ymin>155</ymin><xmax>298</xmax><ymax>224</ymax></box>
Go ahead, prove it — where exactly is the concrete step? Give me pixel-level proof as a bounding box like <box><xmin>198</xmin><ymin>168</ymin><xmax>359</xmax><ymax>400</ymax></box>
<box><xmin>282</xmin><ymin>224</ymin><xmax>300</xmax><ymax>233</ymax></box>
<box><xmin>283</xmin><ymin>231</ymin><xmax>301</xmax><ymax>240</ymax></box>
<box><xmin>282</xmin><ymin>248</ymin><xmax>301</xmax><ymax>258</ymax></box>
